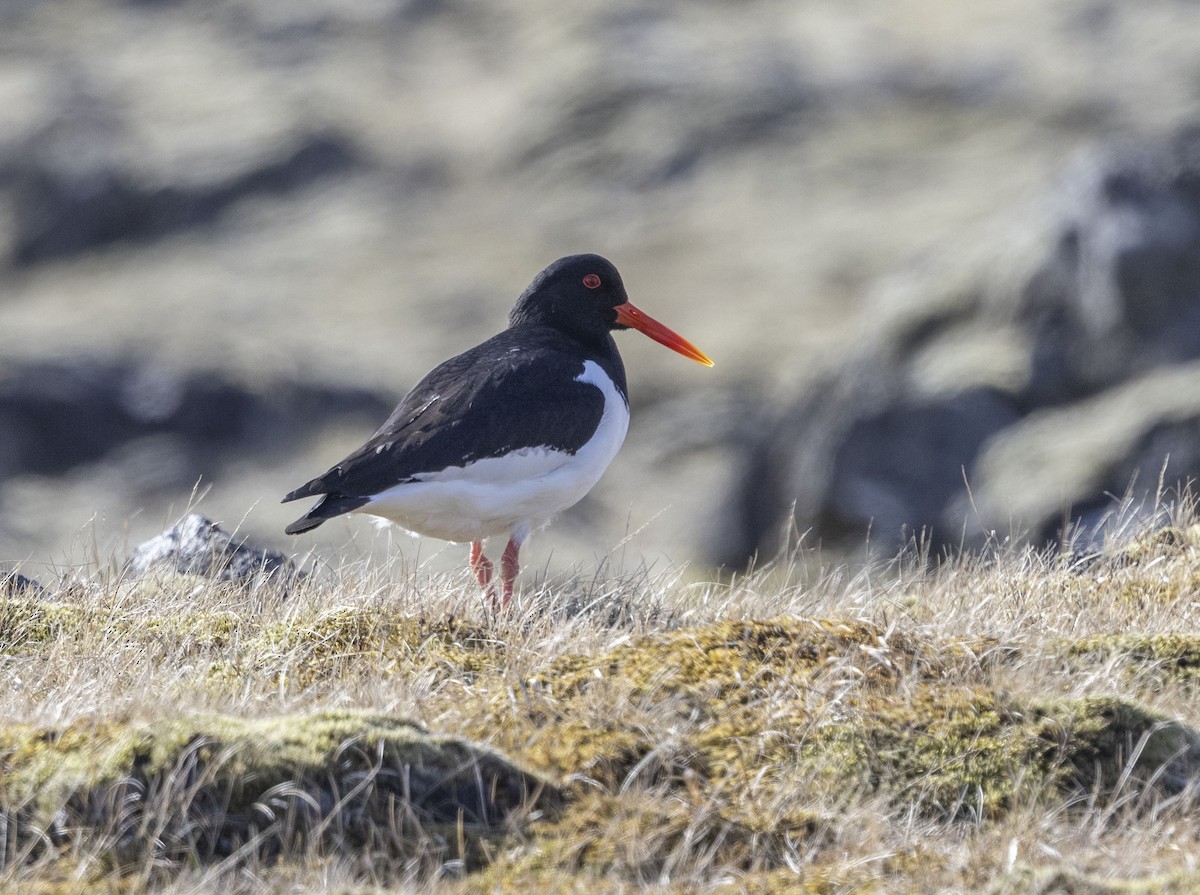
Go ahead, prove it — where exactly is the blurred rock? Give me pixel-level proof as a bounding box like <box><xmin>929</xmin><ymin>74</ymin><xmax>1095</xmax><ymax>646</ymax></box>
<box><xmin>714</xmin><ymin>124</ymin><xmax>1200</xmax><ymax>564</ymax></box>
<box><xmin>0</xmin><ymin>357</ymin><xmax>391</xmax><ymax>483</ymax></box>
<box><xmin>5</xmin><ymin>0</ymin><xmax>1200</xmax><ymax>570</ymax></box>
<box><xmin>5</xmin><ymin>122</ymin><xmax>361</xmax><ymax>264</ymax></box>
<box><xmin>125</xmin><ymin>512</ymin><xmax>294</xmax><ymax>585</ymax></box>
<box><xmin>969</xmin><ymin>363</ymin><xmax>1200</xmax><ymax>546</ymax></box>
<box><xmin>1</xmin><ymin>569</ymin><xmax>44</xmax><ymax>596</ymax></box>
<box><xmin>515</xmin><ymin>45</ymin><xmax>816</xmax><ymax>188</ymax></box>
<box><xmin>1018</xmin><ymin>125</ymin><xmax>1200</xmax><ymax>404</ymax></box>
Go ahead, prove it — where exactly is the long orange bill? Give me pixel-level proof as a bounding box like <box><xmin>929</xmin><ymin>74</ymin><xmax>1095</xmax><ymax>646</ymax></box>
<box><xmin>614</xmin><ymin>302</ymin><xmax>714</xmax><ymax>367</ymax></box>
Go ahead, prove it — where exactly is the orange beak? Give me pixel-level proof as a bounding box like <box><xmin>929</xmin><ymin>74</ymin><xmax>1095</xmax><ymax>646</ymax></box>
<box><xmin>614</xmin><ymin>302</ymin><xmax>714</xmax><ymax>367</ymax></box>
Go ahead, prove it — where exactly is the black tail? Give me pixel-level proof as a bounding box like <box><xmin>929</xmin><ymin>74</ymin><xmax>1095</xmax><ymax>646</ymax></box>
<box><xmin>284</xmin><ymin>514</ymin><xmax>327</xmax><ymax>535</ymax></box>
<box><xmin>282</xmin><ymin>493</ymin><xmax>371</xmax><ymax>535</ymax></box>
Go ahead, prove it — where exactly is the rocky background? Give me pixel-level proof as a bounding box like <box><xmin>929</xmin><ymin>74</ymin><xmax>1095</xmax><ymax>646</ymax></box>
<box><xmin>3</xmin><ymin>0</ymin><xmax>1200</xmax><ymax>577</ymax></box>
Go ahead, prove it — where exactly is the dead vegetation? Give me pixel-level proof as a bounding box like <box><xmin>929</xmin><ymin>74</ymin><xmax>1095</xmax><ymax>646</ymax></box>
<box><xmin>5</xmin><ymin>512</ymin><xmax>1200</xmax><ymax>893</ymax></box>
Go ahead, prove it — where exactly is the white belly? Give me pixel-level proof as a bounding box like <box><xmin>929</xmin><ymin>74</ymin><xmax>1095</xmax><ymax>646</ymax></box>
<box><xmin>355</xmin><ymin>361</ymin><xmax>629</xmax><ymax>543</ymax></box>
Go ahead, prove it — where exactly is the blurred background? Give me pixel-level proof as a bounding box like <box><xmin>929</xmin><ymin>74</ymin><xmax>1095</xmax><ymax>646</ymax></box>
<box><xmin>4</xmin><ymin>0</ymin><xmax>1200</xmax><ymax>578</ymax></box>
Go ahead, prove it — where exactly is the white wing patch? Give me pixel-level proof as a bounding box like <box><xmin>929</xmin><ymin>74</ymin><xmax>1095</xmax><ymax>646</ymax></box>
<box><xmin>357</xmin><ymin>361</ymin><xmax>629</xmax><ymax>543</ymax></box>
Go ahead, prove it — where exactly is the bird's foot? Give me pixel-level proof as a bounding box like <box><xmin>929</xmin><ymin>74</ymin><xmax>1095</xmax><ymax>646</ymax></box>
<box><xmin>470</xmin><ymin>538</ymin><xmax>519</xmax><ymax>609</ymax></box>
<box><xmin>498</xmin><ymin>537</ymin><xmax>520</xmax><ymax>608</ymax></box>
<box><xmin>469</xmin><ymin>540</ymin><xmax>498</xmax><ymax>604</ymax></box>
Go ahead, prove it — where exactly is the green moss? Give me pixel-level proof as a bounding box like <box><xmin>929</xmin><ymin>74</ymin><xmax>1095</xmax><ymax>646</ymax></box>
<box><xmin>511</xmin><ymin>619</ymin><xmax>1199</xmax><ymax>819</ymax></box>
<box><xmin>992</xmin><ymin>865</ymin><xmax>1200</xmax><ymax>894</ymax></box>
<box><xmin>1117</xmin><ymin>573</ymin><xmax>1200</xmax><ymax>607</ymax></box>
<box><xmin>0</xmin><ymin>596</ymin><xmax>247</xmax><ymax>658</ymax></box>
<box><xmin>0</xmin><ymin>597</ymin><xmax>507</xmax><ymax>700</ymax></box>
<box><xmin>1060</xmin><ymin>634</ymin><xmax>1200</xmax><ymax>686</ymax></box>
<box><xmin>1111</xmin><ymin>524</ymin><xmax>1200</xmax><ymax>566</ymax></box>
<box><xmin>1097</xmin><ymin>523</ymin><xmax>1200</xmax><ymax>606</ymax></box>
<box><xmin>0</xmin><ymin>598</ymin><xmax>96</xmax><ymax>653</ymax></box>
<box><xmin>252</xmin><ymin>608</ymin><xmax>501</xmax><ymax>688</ymax></box>
<box><xmin>467</xmin><ymin>790</ymin><xmax>827</xmax><ymax>894</ymax></box>
<box><xmin>1031</xmin><ymin>696</ymin><xmax>1200</xmax><ymax>794</ymax></box>
<box><xmin>456</xmin><ymin>618</ymin><xmax>1200</xmax><ymax>891</ymax></box>
<box><xmin>9</xmin><ymin>589</ymin><xmax>1200</xmax><ymax>892</ymax></box>
<box><xmin>0</xmin><ymin>710</ymin><xmax>559</xmax><ymax>875</ymax></box>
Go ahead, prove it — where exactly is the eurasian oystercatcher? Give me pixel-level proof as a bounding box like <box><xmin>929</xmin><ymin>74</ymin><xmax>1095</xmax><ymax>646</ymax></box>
<box><xmin>282</xmin><ymin>254</ymin><xmax>712</xmax><ymax>606</ymax></box>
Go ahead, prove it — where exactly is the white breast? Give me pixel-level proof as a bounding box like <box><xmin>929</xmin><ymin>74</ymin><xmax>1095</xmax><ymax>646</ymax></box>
<box><xmin>357</xmin><ymin>360</ymin><xmax>630</xmax><ymax>543</ymax></box>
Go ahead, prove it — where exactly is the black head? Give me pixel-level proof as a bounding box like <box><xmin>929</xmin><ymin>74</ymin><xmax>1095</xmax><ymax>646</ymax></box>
<box><xmin>508</xmin><ymin>254</ymin><xmax>629</xmax><ymax>344</ymax></box>
<box><xmin>508</xmin><ymin>254</ymin><xmax>714</xmax><ymax>366</ymax></box>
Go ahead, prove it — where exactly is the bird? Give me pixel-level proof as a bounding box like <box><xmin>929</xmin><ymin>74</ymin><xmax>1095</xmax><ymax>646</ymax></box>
<box><xmin>282</xmin><ymin>254</ymin><xmax>712</xmax><ymax>606</ymax></box>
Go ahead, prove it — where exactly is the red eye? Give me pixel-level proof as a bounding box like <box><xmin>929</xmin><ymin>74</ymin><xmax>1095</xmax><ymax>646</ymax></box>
<box><xmin>583</xmin><ymin>274</ymin><xmax>601</xmax><ymax>289</ymax></box>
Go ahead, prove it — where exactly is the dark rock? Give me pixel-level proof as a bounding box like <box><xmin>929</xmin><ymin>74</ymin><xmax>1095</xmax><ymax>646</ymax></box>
<box><xmin>125</xmin><ymin>513</ymin><xmax>295</xmax><ymax>586</ymax></box>
<box><xmin>968</xmin><ymin>363</ymin><xmax>1200</xmax><ymax>549</ymax></box>
<box><xmin>514</xmin><ymin>47</ymin><xmax>815</xmax><ymax>188</ymax></box>
<box><xmin>1</xmin><ymin>569</ymin><xmax>44</xmax><ymax>596</ymax></box>
<box><xmin>823</xmin><ymin>388</ymin><xmax>1020</xmax><ymax>544</ymax></box>
<box><xmin>713</xmin><ymin>124</ymin><xmax>1200</xmax><ymax>564</ymax></box>
<box><xmin>1018</xmin><ymin>126</ymin><xmax>1200</xmax><ymax>405</ymax></box>
<box><xmin>711</xmin><ymin>359</ymin><xmax>1020</xmax><ymax>563</ymax></box>
<box><xmin>0</xmin><ymin>357</ymin><xmax>391</xmax><ymax>483</ymax></box>
<box><xmin>6</xmin><ymin>121</ymin><xmax>361</xmax><ymax>265</ymax></box>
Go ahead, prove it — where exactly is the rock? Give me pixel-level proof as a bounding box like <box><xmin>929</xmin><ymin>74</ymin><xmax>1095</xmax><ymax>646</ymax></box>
<box><xmin>713</xmin><ymin>124</ymin><xmax>1200</xmax><ymax>563</ymax></box>
<box><xmin>0</xmin><ymin>356</ymin><xmax>390</xmax><ymax>484</ymax></box>
<box><xmin>968</xmin><ymin>363</ymin><xmax>1200</xmax><ymax>546</ymax></box>
<box><xmin>1017</xmin><ymin>125</ymin><xmax>1200</xmax><ymax>404</ymax></box>
<box><xmin>0</xmin><ymin>569</ymin><xmax>44</xmax><ymax>596</ymax></box>
<box><xmin>124</xmin><ymin>513</ymin><xmax>294</xmax><ymax>586</ymax></box>
<box><xmin>2</xmin><ymin>85</ymin><xmax>362</xmax><ymax>264</ymax></box>
<box><xmin>513</xmin><ymin>36</ymin><xmax>814</xmax><ymax>188</ymax></box>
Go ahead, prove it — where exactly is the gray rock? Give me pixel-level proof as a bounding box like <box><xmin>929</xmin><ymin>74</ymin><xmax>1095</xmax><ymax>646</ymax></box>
<box><xmin>0</xmin><ymin>357</ymin><xmax>390</xmax><ymax>484</ymax></box>
<box><xmin>513</xmin><ymin>37</ymin><xmax>815</xmax><ymax>188</ymax></box>
<box><xmin>1018</xmin><ymin>125</ymin><xmax>1200</xmax><ymax>404</ymax></box>
<box><xmin>7</xmin><ymin>124</ymin><xmax>361</xmax><ymax>265</ymax></box>
<box><xmin>969</xmin><ymin>363</ymin><xmax>1200</xmax><ymax>547</ymax></box>
<box><xmin>713</xmin><ymin>124</ymin><xmax>1200</xmax><ymax>564</ymax></box>
<box><xmin>1</xmin><ymin>569</ymin><xmax>44</xmax><ymax>596</ymax></box>
<box><xmin>125</xmin><ymin>513</ymin><xmax>294</xmax><ymax>586</ymax></box>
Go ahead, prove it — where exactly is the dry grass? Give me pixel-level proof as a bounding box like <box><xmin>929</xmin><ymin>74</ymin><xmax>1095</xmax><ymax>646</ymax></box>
<box><xmin>5</xmin><ymin>504</ymin><xmax>1200</xmax><ymax>893</ymax></box>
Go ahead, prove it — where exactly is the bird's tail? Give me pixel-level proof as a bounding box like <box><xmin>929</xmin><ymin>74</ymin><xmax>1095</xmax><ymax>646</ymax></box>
<box><xmin>282</xmin><ymin>493</ymin><xmax>371</xmax><ymax>535</ymax></box>
<box><xmin>284</xmin><ymin>514</ymin><xmax>327</xmax><ymax>535</ymax></box>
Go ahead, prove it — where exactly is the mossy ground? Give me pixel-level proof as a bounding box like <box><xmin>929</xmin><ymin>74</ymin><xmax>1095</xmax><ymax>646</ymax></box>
<box><xmin>5</xmin><ymin>518</ymin><xmax>1200</xmax><ymax>892</ymax></box>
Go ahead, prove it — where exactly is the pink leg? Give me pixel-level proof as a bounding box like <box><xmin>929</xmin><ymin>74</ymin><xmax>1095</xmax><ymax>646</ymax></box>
<box><xmin>499</xmin><ymin>536</ymin><xmax>520</xmax><ymax>608</ymax></box>
<box><xmin>468</xmin><ymin>540</ymin><xmax>496</xmax><ymax>602</ymax></box>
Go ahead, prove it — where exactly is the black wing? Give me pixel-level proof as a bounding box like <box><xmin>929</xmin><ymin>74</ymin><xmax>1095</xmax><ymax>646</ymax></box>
<box><xmin>282</xmin><ymin>328</ymin><xmax>615</xmax><ymax>533</ymax></box>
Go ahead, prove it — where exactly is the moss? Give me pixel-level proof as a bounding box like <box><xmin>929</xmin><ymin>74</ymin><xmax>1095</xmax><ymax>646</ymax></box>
<box><xmin>992</xmin><ymin>865</ymin><xmax>1200</xmax><ymax>894</ymax></box>
<box><xmin>0</xmin><ymin>597</ymin><xmax>507</xmax><ymax>700</ymax></box>
<box><xmin>0</xmin><ymin>710</ymin><xmax>560</xmax><ymax>875</ymax></box>
<box><xmin>1061</xmin><ymin>633</ymin><xmax>1200</xmax><ymax>685</ymax></box>
<box><xmin>541</xmin><ymin>618</ymin><xmax>914</xmax><ymax>700</ymax></box>
<box><xmin>1117</xmin><ymin>573</ymin><xmax>1200</xmax><ymax>608</ymax></box>
<box><xmin>0</xmin><ymin>596</ymin><xmax>246</xmax><ymax>658</ymax></box>
<box><xmin>456</xmin><ymin>618</ymin><xmax>1200</xmax><ymax>891</ymax></box>
<box><xmin>251</xmin><ymin>608</ymin><xmax>501</xmax><ymax>688</ymax></box>
<box><xmin>467</xmin><ymin>790</ymin><xmax>827</xmax><ymax>894</ymax></box>
<box><xmin>1111</xmin><ymin>524</ymin><xmax>1200</xmax><ymax>566</ymax></box>
<box><xmin>511</xmin><ymin>619</ymin><xmax>1199</xmax><ymax>820</ymax></box>
<box><xmin>1094</xmin><ymin>523</ymin><xmax>1200</xmax><ymax>606</ymax></box>
<box><xmin>0</xmin><ymin>598</ymin><xmax>96</xmax><ymax>653</ymax></box>
<box><xmin>10</xmin><ymin>589</ymin><xmax>1200</xmax><ymax>892</ymax></box>
<box><xmin>1031</xmin><ymin>696</ymin><xmax>1200</xmax><ymax>795</ymax></box>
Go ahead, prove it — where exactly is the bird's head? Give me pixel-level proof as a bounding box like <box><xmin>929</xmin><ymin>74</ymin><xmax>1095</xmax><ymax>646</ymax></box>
<box><xmin>509</xmin><ymin>254</ymin><xmax>713</xmax><ymax>366</ymax></box>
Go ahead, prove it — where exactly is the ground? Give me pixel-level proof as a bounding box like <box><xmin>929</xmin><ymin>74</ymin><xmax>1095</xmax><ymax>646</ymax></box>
<box><xmin>4</xmin><ymin>512</ymin><xmax>1200</xmax><ymax>892</ymax></box>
